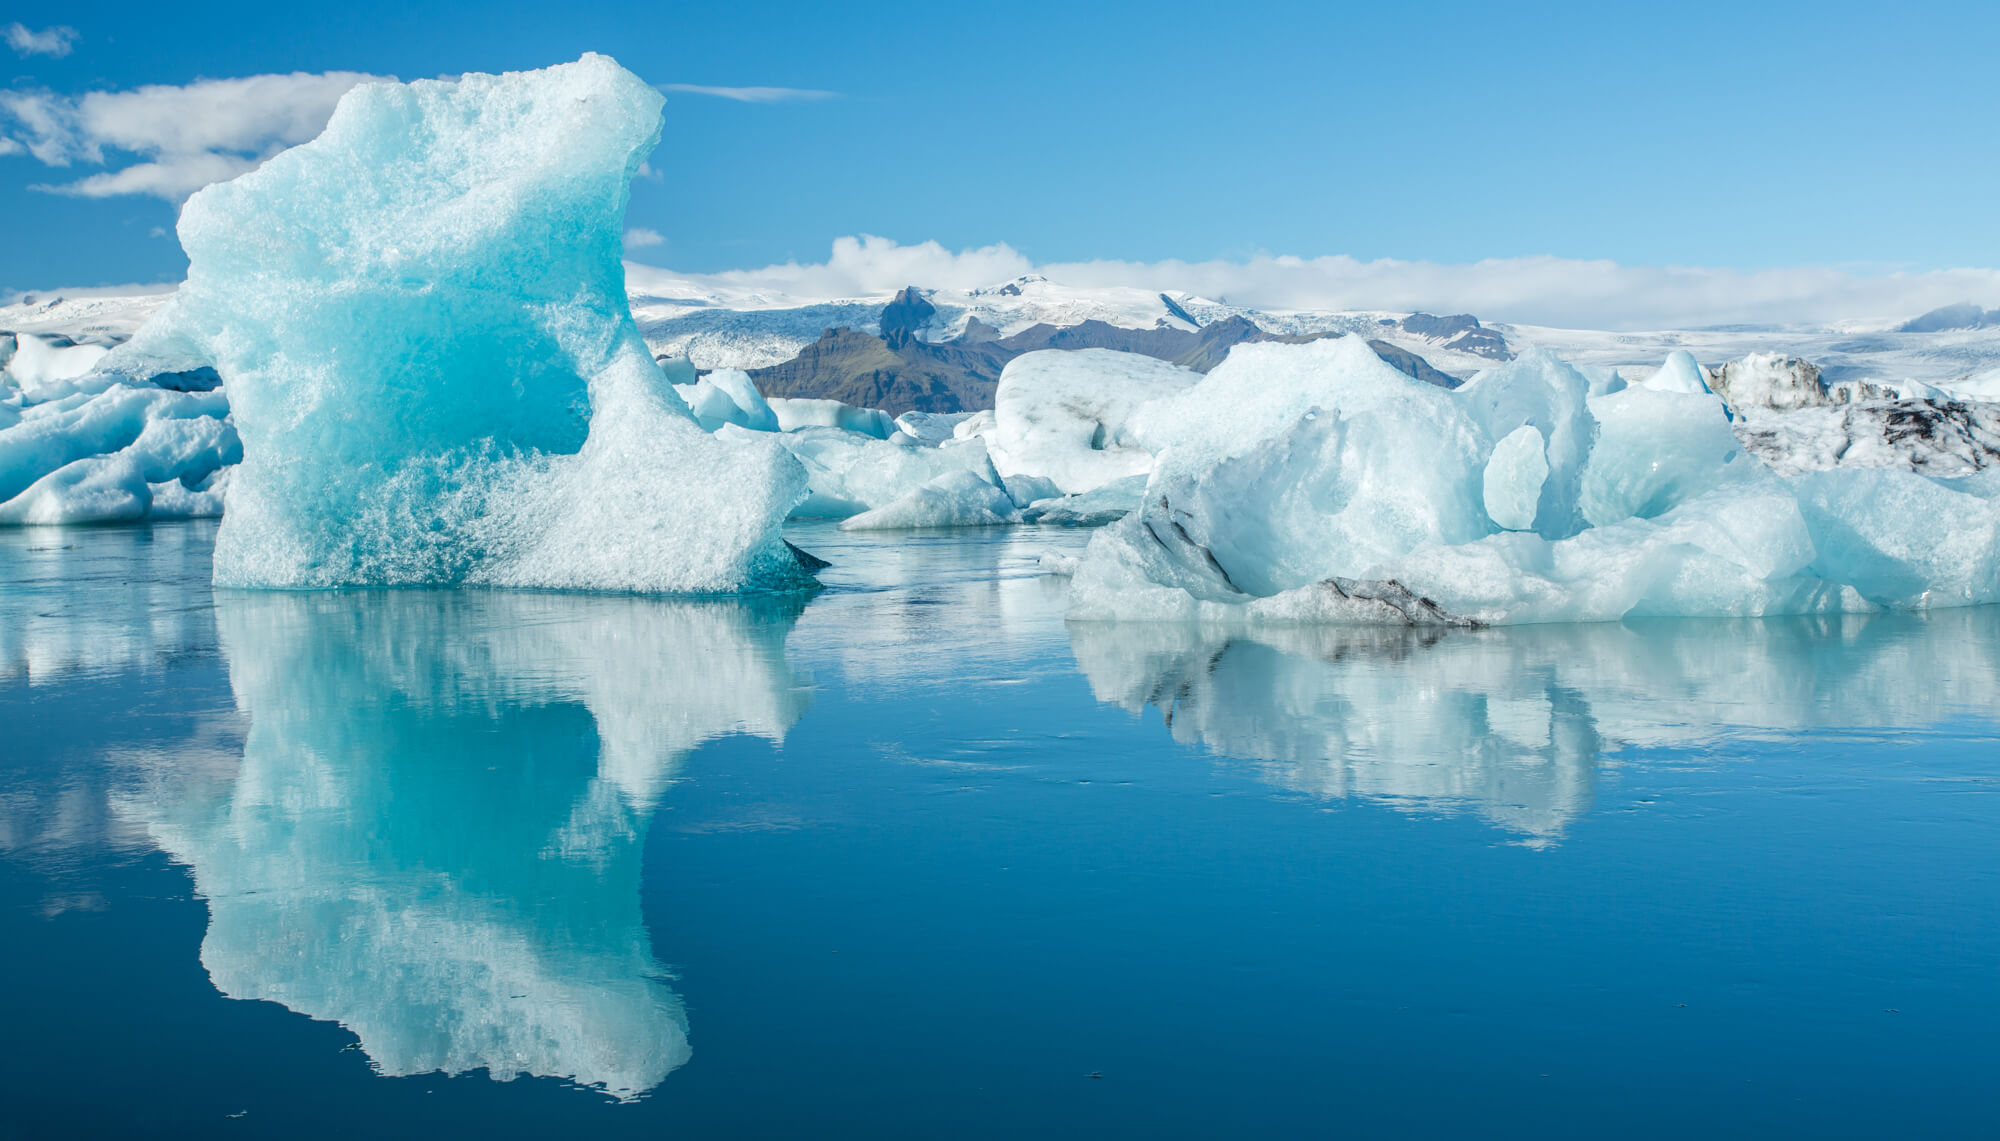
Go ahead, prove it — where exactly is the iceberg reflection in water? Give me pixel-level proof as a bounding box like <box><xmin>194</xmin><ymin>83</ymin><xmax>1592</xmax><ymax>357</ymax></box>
<box><xmin>1071</xmin><ymin>609</ymin><xmax>2000</xmax><ymax>843</ymax></box>
<box><xmin>5</xmin><ymin>522</ymin><xmax>2000</xmax><ymax>1134</ymax></box>
<box><xmin>122</xmin><ymin>588</ymin><xmax>811</xmax><ymax>1099</ymax></box>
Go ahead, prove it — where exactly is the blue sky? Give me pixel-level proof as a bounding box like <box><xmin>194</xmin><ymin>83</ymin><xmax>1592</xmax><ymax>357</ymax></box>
<box><xmin>4</xmin><ymin>0</ymin><xmax>1998</xmax><ymax>295</ymax></box>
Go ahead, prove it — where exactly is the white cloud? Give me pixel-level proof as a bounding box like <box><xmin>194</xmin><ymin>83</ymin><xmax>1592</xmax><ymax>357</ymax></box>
<box><xmin>5</xmin><ymin>23</ymin><xmax>77</xmax><ymax>58</ymax></box>
<box><xmin>660</xmin><ymin>83</ymin><xmax>836</xmax><ymax>103</ymax></box>
<box><xmin>623</xmin><ymin>227</ymin><xmax>665</xmax><ymax>250</ymax></box>
<box><xmin>639</xmin><ymin>235</ymin><xmax>2000</xmax><ymax>331</ymax></box>
<box><xmin>0</xmin><ymin>71</ymin><xmax>390</xmax><ymax>202</ymax></box>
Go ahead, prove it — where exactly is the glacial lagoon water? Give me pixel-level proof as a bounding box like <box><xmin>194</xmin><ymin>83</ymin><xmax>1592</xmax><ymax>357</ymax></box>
<box><xmin>3</xmin><ymin>520</ymin><xmax>1997</xmax><ymax>1138</ymax></box>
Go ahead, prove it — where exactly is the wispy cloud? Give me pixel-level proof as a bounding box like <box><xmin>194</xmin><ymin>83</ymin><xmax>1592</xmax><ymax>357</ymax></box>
<box><xmin>628</xmin><ymin>235</ymin><xmax>2000</xmax><ymax>331</ymax></box>
<box><xmin>0</xmin><ymin>71</ymin><xmax>389</xmax><ymax>202</ymax></box>
<box><xmin>623</xmin><ymin>227</ymin><xmax>665</xmax><ymax>250</ymax></box>
<box><xmin>4</xmin><ymin>22</ymin><xmax>77</xmax><ymax>58</ymax></box>
<box><xmin>660</xmin><ymin>83</ymin><xmax>836</xmax><ymax>103</ymax></box>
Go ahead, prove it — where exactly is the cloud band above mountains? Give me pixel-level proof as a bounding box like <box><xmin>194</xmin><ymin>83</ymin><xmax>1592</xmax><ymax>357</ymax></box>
<box><xmin>4</xmin><ymin>65</ymin><xmax>1993</xmax><ymax>329</ymax></box>
<box><xmin>641</xmin><ymin>236</ymin><xmax>2000</xmax><ymax>331</ymax></box>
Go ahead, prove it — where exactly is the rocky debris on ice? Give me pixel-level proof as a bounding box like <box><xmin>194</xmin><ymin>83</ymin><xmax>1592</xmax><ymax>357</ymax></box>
<box><xmin>1734</xmin><ymin>399</ymin><xmax>2000</xmax><ymax>477</ymax></box>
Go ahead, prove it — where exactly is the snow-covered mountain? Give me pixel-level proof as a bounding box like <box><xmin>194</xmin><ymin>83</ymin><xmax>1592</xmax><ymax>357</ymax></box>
<box><xmin>11</xmin><ymin>273</ymin><xmax>2000</xmax><ymax>398</ymax></box>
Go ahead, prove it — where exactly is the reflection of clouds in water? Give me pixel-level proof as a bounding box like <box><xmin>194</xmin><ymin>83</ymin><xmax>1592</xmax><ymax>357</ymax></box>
<box><xmin>0</xmin><ymin>521</ymin><xmax>219</xmax><ymax>683</ymax></box>
<box><xmin>1070</xmin><ymin>609</ymin><xmax>2000</xmax><ymax>844</ymax></box>
<box><xmin>120</xmin><ymin>590</ymin><xmax>810</xmax><ymax>1099</ymax></box>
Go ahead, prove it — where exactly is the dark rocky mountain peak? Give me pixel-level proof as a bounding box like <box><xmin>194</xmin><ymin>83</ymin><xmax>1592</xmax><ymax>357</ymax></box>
<box><xmin>880</xmin><ymin>286</ymin><xmax>937</xmax><ymax>349</ymax></box>
<box><xmin>1399</xmin><ymin>312</ymin><xmax>1512</xmax><ymax>360</ymax></box>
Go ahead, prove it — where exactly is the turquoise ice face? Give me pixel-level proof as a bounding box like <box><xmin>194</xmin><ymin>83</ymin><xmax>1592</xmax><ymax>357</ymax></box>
<box><xmin>148</xmin><ymin>55</ymin><xmax>811</xmax><ymax>593</ymax></box>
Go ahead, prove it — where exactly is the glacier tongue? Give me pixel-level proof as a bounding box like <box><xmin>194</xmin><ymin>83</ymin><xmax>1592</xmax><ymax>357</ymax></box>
<box><xmin>131</xmin><ymin>54</ymin><xmax>811</xmax><ymax>592</ymax></box>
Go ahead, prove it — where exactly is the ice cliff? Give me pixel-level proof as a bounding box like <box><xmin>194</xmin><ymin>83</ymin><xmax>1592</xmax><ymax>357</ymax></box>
<box><xmin>114</xmin><ymin>55</ymin><xmax>811</xmax><ymax>591</ymax></box>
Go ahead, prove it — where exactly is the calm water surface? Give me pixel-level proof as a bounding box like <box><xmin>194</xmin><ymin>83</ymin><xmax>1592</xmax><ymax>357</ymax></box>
<box><xmin>3</xmin><ymin>520</ymin><xmax>1997</xmax><ymax>1138</ymax></box>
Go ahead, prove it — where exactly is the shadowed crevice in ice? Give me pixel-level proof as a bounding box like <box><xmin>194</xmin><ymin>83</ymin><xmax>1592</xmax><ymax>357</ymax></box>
<box><xmin>120</xmin><ymin>55</ymin><xmax>812</xmax><ymax>593</ymax></box>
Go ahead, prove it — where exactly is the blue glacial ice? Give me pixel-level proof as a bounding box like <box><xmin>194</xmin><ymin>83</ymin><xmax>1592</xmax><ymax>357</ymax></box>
<box><xmin>1064</xmin><ymin>336</ymin><xmax>2000</xmax><ymax>624</ymax></box>
<box><xmin>116</xmin><ymin>54</ymin><xmax>811</xmax><ymax>592</ymax></box>
<box><xmin>0</xmin><ymin>376</ymin><xmax>238</xmax><ymax>524</ymax></box>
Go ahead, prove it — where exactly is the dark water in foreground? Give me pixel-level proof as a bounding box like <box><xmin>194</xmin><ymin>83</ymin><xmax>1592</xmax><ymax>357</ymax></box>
<box><xmin>3</xmin><ymin>521</ymin><xmax>1997</xmax><ymax>1138</ymax></box>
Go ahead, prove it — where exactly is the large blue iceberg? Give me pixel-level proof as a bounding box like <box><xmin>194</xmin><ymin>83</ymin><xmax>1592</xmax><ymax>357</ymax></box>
<box><xmin>127</xmin><ymin>54</ymin><xmax>810</xmax><ymax>592</ymax></box>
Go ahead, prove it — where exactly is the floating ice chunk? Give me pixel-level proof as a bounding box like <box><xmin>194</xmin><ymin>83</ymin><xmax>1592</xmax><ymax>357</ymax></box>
<box><xmin>839</xmin><ymin>468</ymin><xmax>1018</xmax><ymax>530</ymax></box>
<box><xmin>952</xmin><ymin>410</ymin><xmax>996</xmax><ymax>440</ymax></box>
<box><xmin>673</xmin><ymin>368</ymin><xmax>778</xmax><ymax>432</ymax></box>
<box><xmin>1586</xmin><ymin>367</ymin><xmax>1629</xmax><ymax>396</ymax></box>
<box><xmin>3</xmin><ymin>334</ymin><xmax>114</xmax><ymax>403</ymax></box>
<box><xmin>1456</xmin><ymin>351</ymin><xmax>1598</xmax><ymax>539</ymax></box>
<box><xmin>987</xmin><ymin>349</ymin><xmax>1200</xmax><ymax>495</ymax></box>
<box><xmin>1021</xmin><ymin>473</ymin><xmax>1148</xmax><ymax>526</ymax></box>
<box><xmin>0</xmin><ymin>384</ymin><xmax>238</xmax><ymax>523</ymax></box>
<box><xmin>893</xmin><ymin>410</ymin><xmax>976</xmax><ymax>445</ymax></box>
<box><xmin>1642</xmin><ymin>350</ymin><xmax>1714</xmax><ymax>395</ymax></box>
<box><xmin>1710</xmin><ymin>352</ymin><xmax>1829</xmax><ymax>414</ymax></box>
<box><xmin>767</xmin><ymin>396</ymin><xmax>895</xmax><ymax>438</ymax></box>
<box><xmin>1581</xmin><ymin>386</ymin><xmax>1747</xmax><ymax>524</ymax></box>
<box><xmin>123</xmin><ymin>55</ymin><xmax>811</xmax><ymax>592</ymax></box>
<box><xmin>1064</xmin><ymin>337</ymin><xmax>2000</xmax><ymax>625</ymax></box>
<box><xmin>1000</xmin><ymin>472</ymin><xmax>1063</xmax><ymax>508</ymax></box>
<box><xmin>751</xmin><ymin>425</ymin><xmax>999</xmax><ymax>518</ymax></box>
<box><xmin>1483</xmin><ymin>425</ymin><xmax>1548</xmax><ymax>531</ymax></box>
<box><xmin>1793</xmin><ymin>469</ymin><xmax>2000</xmax><ymax>608</ymax></box>
<box><xmin>1037</xmin><ymin>550</ymin><xmax>1082</xmax><ymax>576</ymax></box>
<box><xmin>150</xmin><ymin>468</ymin><xmax>232</xmax><ymax>518</ymax></box>
<box><xmin>1362</xmin><ymin>479</ymin><xmax>1841</xmax><ymax>624</ymax></box>
<box><xmin>1077</xmin><ymin>338</ymin><xmax>1517</xmax><ymax>605</ymax></box>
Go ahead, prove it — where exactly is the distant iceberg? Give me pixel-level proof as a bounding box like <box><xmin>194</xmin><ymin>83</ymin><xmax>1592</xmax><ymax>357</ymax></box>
<box><xmin>1065</xmin><ymin>337</ymin><xmax>2000</xmax><ymax>624</ymax></box>
<box><xmin>118</xmin><ymin>55</ymin><xmax>812</xmax><ymax>592</ymax></box>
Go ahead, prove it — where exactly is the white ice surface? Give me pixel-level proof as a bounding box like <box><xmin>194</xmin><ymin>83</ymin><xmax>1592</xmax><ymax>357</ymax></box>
<box><xmin>987</xmin><ymin>348</ymin><xmax>1200</xmax><ymax>495</ymax></box>
<box><xmin>839</xmin><ymin>468</ymin><xmax>1018</xmax><ymax>530</ymax></box>
<box><xmin>1067</xmin><ymin>338</ymin><xmax>2000</xmax><ymax>625</ymax></box>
